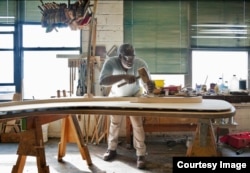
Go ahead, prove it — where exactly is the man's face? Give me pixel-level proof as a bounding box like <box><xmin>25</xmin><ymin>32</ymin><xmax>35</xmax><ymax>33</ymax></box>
<box><xmin>120</xmin><ymin>54</ymin><xmax>135</xmax><ymax>69</ymax></box>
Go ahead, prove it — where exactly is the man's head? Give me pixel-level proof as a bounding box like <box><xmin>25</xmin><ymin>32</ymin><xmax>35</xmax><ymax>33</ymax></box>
<box><xmin>118</xmin><ymin>43</ymin><xmax>135</xmax><ymax>69</ymax></box>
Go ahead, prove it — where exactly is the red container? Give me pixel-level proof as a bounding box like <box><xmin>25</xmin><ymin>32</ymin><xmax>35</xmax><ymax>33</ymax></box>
<box><xmin>221</xmin><ymin>132</ymin><xmax>250</xmax><ymax>149</ymax></box>
<box><xmin>163</xmin><ymin>85</ymin><xmax>181</xmax><ymax>95</ymax></box>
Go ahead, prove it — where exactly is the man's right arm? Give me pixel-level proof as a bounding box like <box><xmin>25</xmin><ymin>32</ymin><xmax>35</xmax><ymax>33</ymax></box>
<box><xmin>100</xmin><ymin>74</ymin><xmax>137</xmax><ymax>86</ymax></box>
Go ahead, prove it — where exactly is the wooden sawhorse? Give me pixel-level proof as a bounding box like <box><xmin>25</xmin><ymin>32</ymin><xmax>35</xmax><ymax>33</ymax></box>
<box><xmin>126</xmin><ymin>117</ymin><xmax>219</xmax><ymax>156</ymax></box>
<box><xmin>11</xmin><ymin>114</ymin><xmax>92</xmax><ymax>173</ymax></box>
<box><xmin>58</xmin><ymin>114</ymin><xmax>92</xmax><ymax>163</ymax></box>
<box><xmin>186</xmin><ymin>119</ymin><xmax>220</xmax><ymax>156</ymax></box>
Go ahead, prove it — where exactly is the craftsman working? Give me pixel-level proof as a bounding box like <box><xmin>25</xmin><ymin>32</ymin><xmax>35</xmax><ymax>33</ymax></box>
<box><xmin>99</xmin><ymin>43</ymin><xmax>155</xmax><ymax>169</ymax></box>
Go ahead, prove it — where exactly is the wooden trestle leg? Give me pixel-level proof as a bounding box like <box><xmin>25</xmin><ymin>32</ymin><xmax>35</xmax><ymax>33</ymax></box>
<box><xmin>11</xmin><ymin>114</ymin><xmax>92</xmax><ymax>173</ymax></box>
<box><xmin>186</xmin><ymin>119</ymin><xmax>220</xmax><ymax>157</ymax></box>
<box><xmin>12</xmin><ymin>117</ymin><xmax>50</xmax><ymax>173</ymax></box>
<box><xmin>58</xmin><ymin>114</ymin><xmax>92</xmax><ymax>165</ymax></box>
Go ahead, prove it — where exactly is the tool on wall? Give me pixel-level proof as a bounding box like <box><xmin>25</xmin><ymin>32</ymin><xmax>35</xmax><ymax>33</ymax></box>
<box><xmin>68</xmin><ymin>59</ymin><xmax>80</xmax><ymax>96</ymax></box>
<box><xmin>38</xmin><ymin>0</ymin><xmax>91</xmax><ymax>32</ymax></box>
<box><xmin>107</xmin><ymin>45</ymin><xmax>118</xmax><ymax>57</ymax></box>
<box><xmin>56</xmin><ymin>90</ymin><xmax>67</xmax><ymax>97</ymax></box>
<box><xmin>76</xmin><ymin>59</ymin><xmax>87</xmax><ymax>96</ymax></box>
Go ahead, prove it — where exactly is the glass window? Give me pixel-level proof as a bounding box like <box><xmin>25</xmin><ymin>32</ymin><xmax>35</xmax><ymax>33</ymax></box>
<box><xmin>0</xmin><ymin>85</ymin><xmax>15</xmax><ymax>100</ymax></box>
<box><xmin>22</xmin><ymin>24</ymin><xmax>81</xmax><ymax>99</ymax></box>
<box><xmin>22</xmin><ymin>25</ymin><xmax>81</xmax><ymax>47</ymax></box>
<box><xmin>23</xmin><ymin>51</ymin><xmax>80</xmax><ymax>99</ymax></box>
<box><xmin>0</xmin><ymin>34</ymin><xmax>13</xmax><ymax>48</ymax></box>
<box><xmin>0</xmin><ymin>0</ymin><xmax>16</xmax><ymax>24</ymax></box>
<box><xmin>0</xmin><ymin>25</ymin><xmax>15</xmax><ymax>100</ymax></box>
<box><xmin>192</xmin><ymin>51</ymin><xmax>248</xmax><ymax>89</ymax></box>
<box><xmin>0</xmin><ymin>26</ymin><xmax>14</xmax><ymax>32</ymax></box>
<box><xmin>0</xmin><ymin>51</ymin><xmax>14</xmax><ymax>83</ymax></box>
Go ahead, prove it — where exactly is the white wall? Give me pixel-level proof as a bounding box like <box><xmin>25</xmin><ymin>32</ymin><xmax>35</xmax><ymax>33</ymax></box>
<box><xmin>82</xmin><ymin>0</ymin><xmax>123</xmax><ymax>54</ymax></box>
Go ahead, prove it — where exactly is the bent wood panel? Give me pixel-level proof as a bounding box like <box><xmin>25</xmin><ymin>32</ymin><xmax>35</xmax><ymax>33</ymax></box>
<box><xmin>0</xmin><ymin>97</ymin><xmax>235</xmax><ymax>121</ymax></box>
<box><xmin>0</xmin><ymin>106</ymin><xmax>236</xmax><ymax>121</ymax></box>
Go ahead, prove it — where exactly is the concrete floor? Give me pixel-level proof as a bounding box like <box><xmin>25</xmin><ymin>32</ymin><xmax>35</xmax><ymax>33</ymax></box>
<box><xmin>0</xmin><ymin>135</ymin><xmax>188</xmax><ymax>173</ymax></box>
<box><xmin>1</xmin><ymin>135</ymin><xmax>250</xmax><ymax>173</ymax></box>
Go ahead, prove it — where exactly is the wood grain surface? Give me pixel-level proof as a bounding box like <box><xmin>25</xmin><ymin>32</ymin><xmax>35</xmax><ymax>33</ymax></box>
<box><xmin>132</xmin><ymin>96</ymin><xmax>202</xmax><ymax>103</ymax></box>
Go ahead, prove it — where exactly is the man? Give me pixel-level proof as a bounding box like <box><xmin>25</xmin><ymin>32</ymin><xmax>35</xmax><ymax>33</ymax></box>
<box><xmin>99</xmin><ymin>43</ymin><xmax>155</xmax><ymax>169</ymax></box>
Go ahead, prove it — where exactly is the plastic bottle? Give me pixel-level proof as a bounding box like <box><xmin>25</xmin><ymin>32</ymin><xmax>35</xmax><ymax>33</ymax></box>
<box><xmin>229</xmin><ymin>75</ymin><xmax>239</xmax><ymax>91</ymax></box>
<box><xmin>223</xmin><ymin>81</ymin><xmax>229</xmax><ymax>94</ymax></box>
<box><xmin>217</xmin><ymin>77</ymin><xmax>224</xmax><ymax>93</ymax></box>
<box><xmin>214</xmin><ymin>84</ymin><xmax>219</xmax><ymax>94</ymax></box>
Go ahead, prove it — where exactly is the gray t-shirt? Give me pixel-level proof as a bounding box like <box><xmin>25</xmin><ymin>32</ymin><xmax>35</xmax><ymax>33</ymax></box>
<box><xmin>99</xmin><ymin>56</ymin><xmax>151</xmax><ymax>97</ymax></box>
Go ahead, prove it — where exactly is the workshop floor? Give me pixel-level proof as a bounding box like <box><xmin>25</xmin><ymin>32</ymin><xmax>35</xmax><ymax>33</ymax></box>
<box><xmin>0</xmin><ymin>135</ymin><xmax>250</xmax><ymax>173</ymax></box>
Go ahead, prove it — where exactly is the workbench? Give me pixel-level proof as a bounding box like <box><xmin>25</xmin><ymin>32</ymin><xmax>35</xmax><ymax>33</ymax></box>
<box><xmin>0</xmin><ymin>96</ymin><xmax>235</xmax><ymax>173</ymax></box>
<box><xmin>126</xmin><ymin>95</ymin><xmax>250</xmax><ymax>146</ymax></box>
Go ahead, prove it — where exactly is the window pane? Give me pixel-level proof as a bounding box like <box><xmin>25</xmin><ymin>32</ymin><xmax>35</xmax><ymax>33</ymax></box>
<box><xmin>0</xmin><ymin>34</ymin><xmax>13</xmax><ymax>48</ymax></box>
<box><xmin>23</xmin><ymin>51</ymin><xmax>80</xmax><ymax>99</ymax></box>
<box><xmin>0</xmin><ymin>85</ymin><xmax>15</xmax><ymax>100</ymax></box>
<box><xmin>192</xmin><ymin>51</ymin><xmax>248</xmax><ymax>89</ymax></box>
<box><xmin>0</xmin><ymin>26</ymin><xmax>14</xmax><ymax>32</ymax></box>
<box><xmin>22</xmin><ymin>25</ymin><xmax>81</xmax><ymax>47</ymax></box>
<box><xmin>190</xmin><ymin>1</ymin><xmax>250</xmax><ymax>48</ymax></box>
<box><xmin>0</xmin><ymin>0</ymin><xmax>16</xmax><ymax>23</ymax></box>
<box><xmin>0</xmin><ymin>51</ymin><xmax>14</xmax><ymax>83</ymax></box>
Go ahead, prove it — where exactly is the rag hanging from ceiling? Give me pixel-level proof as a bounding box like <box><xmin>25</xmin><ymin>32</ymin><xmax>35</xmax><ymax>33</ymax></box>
<box><xmin>38</xmin><ymin>0</ymin><xmax>92</xmax><ymax>32</ymax></box>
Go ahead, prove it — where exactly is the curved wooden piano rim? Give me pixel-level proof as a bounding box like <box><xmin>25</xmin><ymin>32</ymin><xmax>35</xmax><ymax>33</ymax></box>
<box><xmin>0</xmin><ymin>97</ymin><xmax>236</xmax><ymax>121</ymax></box>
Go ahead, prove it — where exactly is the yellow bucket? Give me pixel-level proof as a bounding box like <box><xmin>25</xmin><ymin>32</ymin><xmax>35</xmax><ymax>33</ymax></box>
<box><xmin>154</xmin><ymin>80</ymin><xmax>164</xmax><ymax>88</ymax></box>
